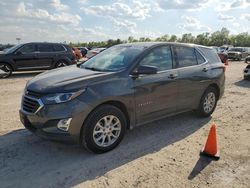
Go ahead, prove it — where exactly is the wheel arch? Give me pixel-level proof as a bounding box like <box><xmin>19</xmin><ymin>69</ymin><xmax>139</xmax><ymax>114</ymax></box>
<box><xmin>79</xmin><ymin>100</ymin><xmax>131</xmax><ymax>145</ymax></box>
<box><xmin>208</xmin><ymin>83</ymin><xmax>220</xmax><ymax>98</ymax></box>
<box><xmin>0</xmin><ymin>61</ymin><xmax>14</xmax><ymax>71</ymax></box>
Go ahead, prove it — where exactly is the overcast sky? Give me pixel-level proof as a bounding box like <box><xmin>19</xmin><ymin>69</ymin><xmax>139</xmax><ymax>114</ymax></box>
<box><xmin>0</xmin><ymin>0</ymin><xmax>249</xmax><ymax>44</ymax></box>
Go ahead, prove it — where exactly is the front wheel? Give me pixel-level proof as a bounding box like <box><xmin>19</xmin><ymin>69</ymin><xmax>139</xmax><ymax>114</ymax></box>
<box><xmin>196</xmin><ymin>86</ymin><xmax>218</xmax><ymax>117</ymax></box>
<box><xmin>81</xmin><ymin>105</ymin><xmax>127</xmax><ymax>153</ymax></box>
<box><xmin>0</xmin><ymin>63</ymin><xmax>12</xmax><ymax>78</ymax></box>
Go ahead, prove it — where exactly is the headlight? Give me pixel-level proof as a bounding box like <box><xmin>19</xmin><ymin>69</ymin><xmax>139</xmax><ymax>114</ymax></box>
<box><xmin>42</xmin><ymin>89</ymin><xmax>86</xmax><ymax>104</ymax></box>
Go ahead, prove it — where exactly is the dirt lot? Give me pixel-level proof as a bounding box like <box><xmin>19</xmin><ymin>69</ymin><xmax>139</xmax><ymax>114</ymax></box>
<box><xmin>0</xmin><ymin>62</ymin><xmax>249</xmax><ymax>188</ymax></box>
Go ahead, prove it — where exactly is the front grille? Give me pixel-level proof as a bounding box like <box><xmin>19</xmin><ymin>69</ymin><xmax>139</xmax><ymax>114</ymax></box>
<box><xmin>22</xmin><ymin>96</ymin><xmax>41</xmax><ymax>113</ymax></box>
<box><xmin>22</xmin><ymin>89</ymin><xmax>44</xmax><ymax>114</ymax></box>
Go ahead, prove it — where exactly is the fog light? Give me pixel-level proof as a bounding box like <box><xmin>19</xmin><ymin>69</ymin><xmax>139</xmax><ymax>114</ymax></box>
<box><xmin>57</xmin><ymin>118</ymin><xmax>72</xmax><ymax>131</ymax></box>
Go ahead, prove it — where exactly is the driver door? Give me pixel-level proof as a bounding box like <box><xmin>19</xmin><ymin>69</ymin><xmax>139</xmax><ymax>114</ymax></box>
<box><xmin>133</xmin><ymin>45</ymin><xmax>179</xmax><ymax>125</ymax></box>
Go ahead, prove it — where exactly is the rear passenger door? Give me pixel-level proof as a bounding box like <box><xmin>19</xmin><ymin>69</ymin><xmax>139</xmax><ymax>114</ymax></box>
<box><xmin>36</xmin><ymin>44</ymin><xmax>55</xmax><ymax>68</ymax></box>
<box><xmin>173</xmin><ymin>46</ymin><xmax>210</xmax><ymax>110</ymax></box>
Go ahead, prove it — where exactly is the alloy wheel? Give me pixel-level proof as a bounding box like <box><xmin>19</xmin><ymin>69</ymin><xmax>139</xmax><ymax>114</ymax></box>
<box><xmin>203</xmin><ymin>92</ymin><xmax>216</xmax><ymax>113</ymax></box>
<box><xmin>93</xmin><ymin>115</ymin><xmax>121</xmax><ymax>147</ymax></box>
<box><xmin>0</xmin><ymin>64</ymin><xmax>11</xmax><ymax>78</ymax></box>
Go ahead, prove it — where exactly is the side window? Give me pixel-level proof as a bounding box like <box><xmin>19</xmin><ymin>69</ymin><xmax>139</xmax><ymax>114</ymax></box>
<box><xmin>175</xmin><ymin>46</ymin><xmax>197</xmax><ymax>68</ymax></box>
<box><xmin>18</xmin><ymin>44</ymin><xmax>36</xmax><ymax>53</ymax></box>
<box><xmin>37</xmin><ymin>44</ymin><xmax>54</xmax><ymax>52</ymax></box>
<box><xmin>198</xmin><ymin>47</ymin><xmax>221</xmax><ymax>63</ymax></box>
<box><xmin>54</xmin><ymin>44</ymin><xmax>65</xmax><ymax>52</ymax></box>
<box><xmin>195</xmin><ymin>50</ymin><xmax>206</xmax><ymax>64</ymax></box>
<box><xmin>139</xmin><ymin>46</ymin><xmax>173</xmax><ymax>72</ymax></box>
<box><xmin>174</xmin><ymin>46</ymin><xmax>197</xmax><ymax>67</ymax></box>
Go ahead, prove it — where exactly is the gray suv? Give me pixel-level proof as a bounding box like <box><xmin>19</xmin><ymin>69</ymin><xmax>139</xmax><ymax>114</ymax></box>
<box><xmin>19</xmin><ymin>42</ymin><xmax>225</xmax><ymax>153</ymax></box>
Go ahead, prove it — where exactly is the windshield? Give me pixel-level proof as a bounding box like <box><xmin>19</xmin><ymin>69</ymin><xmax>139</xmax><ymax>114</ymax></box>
<box><xmin>228</xmin><ymin>48</ymin><xmax>243</xmax><ymax>52</ymax></box>
<box><xmin>5</xmin><ymin>44</ymin><xmax>23</xmax><ymax>54</ymax></box>
<box><xmin>81</xmin><ymin>45</ymin><xmax>144</xmax><ymax>72</ymax></box>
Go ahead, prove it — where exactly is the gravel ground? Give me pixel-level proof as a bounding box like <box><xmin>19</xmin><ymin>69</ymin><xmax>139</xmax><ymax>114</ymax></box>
<box><xmin>0</xmin><ymin>62</ymin><xmax>249</xmax><ymax>188</ymax></box>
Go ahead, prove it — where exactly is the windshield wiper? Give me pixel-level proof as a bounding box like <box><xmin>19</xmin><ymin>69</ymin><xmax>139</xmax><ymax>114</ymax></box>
<box><xmin>83</xmin><ymin>66</ymin><xmax>103</xmax><ymax>72</ymax></box>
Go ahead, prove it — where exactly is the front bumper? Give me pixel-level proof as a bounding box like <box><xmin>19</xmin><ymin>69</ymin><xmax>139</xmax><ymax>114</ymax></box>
<box><xmin>19</xmin><ymin>99</ymin><xmax>93</xmax><ymax>144</ymax></box>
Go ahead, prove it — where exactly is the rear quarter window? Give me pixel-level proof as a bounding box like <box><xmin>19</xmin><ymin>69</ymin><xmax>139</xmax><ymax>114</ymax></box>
<box><xmin>53</xmin><ymin>44</ymin><xmax>66</xmax><ymax>52</ymax></box>
<box><xmin>198</xmin><ymin>47</ymin><xmax>221</xmax><ymax>63</ymax></box>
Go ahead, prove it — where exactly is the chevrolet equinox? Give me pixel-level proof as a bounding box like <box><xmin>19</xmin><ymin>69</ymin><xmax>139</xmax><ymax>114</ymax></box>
<box><xmin>20</xmin><ymin>42</ymin><xmax>225</xmax><ymax>153</ymax></box>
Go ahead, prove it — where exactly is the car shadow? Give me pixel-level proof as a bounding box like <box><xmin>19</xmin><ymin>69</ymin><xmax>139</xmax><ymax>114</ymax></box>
<box><xmin>0</xmin><ymin>112</ymin><xmax>211</xmax><ymax>188</ymax></box>
<box><xmin>234</xmin><ymin>80</ymin><xmax>250</xmax><ymax>88</ymax></box>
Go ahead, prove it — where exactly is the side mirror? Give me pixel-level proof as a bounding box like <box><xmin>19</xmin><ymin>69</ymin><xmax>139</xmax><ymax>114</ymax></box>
<box><xmin>133</xmin><ymin>65</ymin><xmax>158</xmax><ymax>76</ymax></box>
<box><xmin>15</xmin><ymin>51</ymin><xmax>22</xmax><ymax>55</ymax></box>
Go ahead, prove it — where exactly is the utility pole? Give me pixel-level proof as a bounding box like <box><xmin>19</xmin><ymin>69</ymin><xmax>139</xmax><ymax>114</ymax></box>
<box><xmin>16</xmin><ymin>38</ymin><xmax>21</xmax><ymax>44</ymax></box>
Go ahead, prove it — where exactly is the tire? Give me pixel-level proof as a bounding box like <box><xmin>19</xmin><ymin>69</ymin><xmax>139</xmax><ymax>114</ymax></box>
<box><xmin>81</xmin><ymin>105</ymin><xmax>127</xmax><ymax>153</ymax></box>
<box><xmin>244</xmin><ymin>76</ymin><xmax>250</xmax><ymax>80</ymax></box>
<box><xmin>196</xmin><ymin>86</ymin><xmax>218</xmax><ymax>117</ymax></box>
<box><xmin>0</xmin><ymin>63</ymin><xmax>12</xmax><ymax>78</ymax></box>
<box><xmin>55</xmin><ymin>60</ymin><xmax>68</xmax><ymax>68</ymax></box>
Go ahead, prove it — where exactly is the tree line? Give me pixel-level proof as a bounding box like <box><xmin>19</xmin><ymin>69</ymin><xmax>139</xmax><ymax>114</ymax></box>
<box><xmin>70</xmin><ymin>28</ymin><xmax>250</xmax><ymax>48</ymax></box>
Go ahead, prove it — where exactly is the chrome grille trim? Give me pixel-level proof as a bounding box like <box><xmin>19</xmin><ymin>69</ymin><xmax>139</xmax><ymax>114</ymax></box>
<box><xmin>21</xmin><ymin>95</ymin><xmax>44</xmax><ymax>115</ymax></box>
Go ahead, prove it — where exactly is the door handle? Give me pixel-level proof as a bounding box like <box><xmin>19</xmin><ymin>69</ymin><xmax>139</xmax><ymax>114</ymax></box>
<box><xmin>202</xmin><ymin>67</ymin><xmax>208</xmax><ymax>72</ymax></box>
<box><xmin>168</xmin><ymin>73</ymin><xmax>178</xmax><ymax>79</ymax></box>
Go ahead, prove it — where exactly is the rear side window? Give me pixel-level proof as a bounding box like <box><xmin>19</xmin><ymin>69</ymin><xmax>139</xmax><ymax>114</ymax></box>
<box><xmin>174</xmin><ymin>46</ymin><xmax>197</xmax><ymax>68</ymax></box>
<box><xmin>139</xmin><ymin>46</ymin><xmax>173</xmax><ymax>72</ymax></box>
<box><xmin>198</xmin><ymin>47</ymin><xmax>221</xmax><ymax>63</ymax></box>
<box><xmin>54</xmin><ymin>44</ymin><xmax>65</xmax><ymax>52</ymax></box>
<box><xmin>37</xmin><ymin>44</ymin><xmax>54</xmax><ymax>52</ymax></box>
<box><xmin>195</xmin><ymin>50</ymin><xmax>206</xmax><ymax>64</ymax></box>
<box><xmin>18</xmin><ymin>44</ymin><xmax>36</xmax><ymax>53</ymax></box>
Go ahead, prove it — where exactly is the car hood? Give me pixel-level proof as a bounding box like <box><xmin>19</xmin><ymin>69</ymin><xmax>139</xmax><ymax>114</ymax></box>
<box><xmin>27</xmin><ymin>65</ymin><xmax>114</xmax><ymax>93</ymax></box>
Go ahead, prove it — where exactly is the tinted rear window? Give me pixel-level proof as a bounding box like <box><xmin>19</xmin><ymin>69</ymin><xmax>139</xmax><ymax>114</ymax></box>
<box><xmin>195</xmin><ymin>49</ymin><xmax>206</xmax><ymax>64</ymax></box>
<box><xmin>174</xmin><ymin>46</ymin><xmax>197</xmax><ymax>68</ymax></box>
<box><xmin>198</xmin><ymin>47</ymin><xmax>221</xmax><ymax>63</ymax></box>
<box><xmin>37</xmin><ymin>44</ymin><xmax>54</xmax><ymax>52</ymax></box>
<box><xmin>54</xmin><ymin>44</ymin><xmax>65</xmax><ymax>52</ymax></box>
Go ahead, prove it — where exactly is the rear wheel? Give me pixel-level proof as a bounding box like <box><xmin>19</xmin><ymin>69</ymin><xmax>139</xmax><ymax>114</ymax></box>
<box><xmin>81</xmin><ymin>105</ymin><xmax>126</xmax><ymax>153</ymax></box>
<box><xmin>196</xmin><ymin>86</ymin><xmax>218</xmax><ymax>117</ymax></box>
<box><xmin>0</xmin><ymin>63</ymin><xmax>12</xmax><ymax>78</ymax></box>
<box><xmin>55</xmin><ymin>60</ymin><xmax>68</xmax><ymax>68</ymax></box>
<box><xmin>238</xmin><ymin>56</ymin><xmax>242</xmax><ymax>61</ymax></box>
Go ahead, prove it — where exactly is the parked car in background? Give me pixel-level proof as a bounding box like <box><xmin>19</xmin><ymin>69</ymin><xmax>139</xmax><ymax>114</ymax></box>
<box><xmin>219</xmin><ymin>45</ymin><xmax>233</xmax><ymax>53</ymax></box>
<box><xmin>0</xmin><ymin>42</ymin><xmax>76</xmax><ymax>78</ymax></box>
<box><xmin>20</xmin><ymin>42</ymin><xmax>225</xmax><ymax>153</ymax></box>
<box><xmin>77</xmin><ymin>47</ymin><xmax>88</xmax><ymax>57</ymax></box>
<box><xmin>72</xmin><ymin>47</ymin><xmax>82</xmax><ymax>60</ymax></box>
<box><xmin>227</xmin><ymin>47</ymin><xmax>250</xmax><ymax>61</ymax></box>
<box><xmin>86</xmin><ymin>47</ymin><xmax>106</xmax><ymax>59</ymax></box>
<box><xmin>212</xmin><ymin>46</ymin><xmax>229</xmax><ymax>65</ymax></box>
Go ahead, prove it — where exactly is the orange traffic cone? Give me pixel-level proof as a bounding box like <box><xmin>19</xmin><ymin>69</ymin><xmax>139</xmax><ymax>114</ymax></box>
<box><xmin>200</xmin><ymin>124</ymin><xmax>220</xmax><ymax>160</ymax></box>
